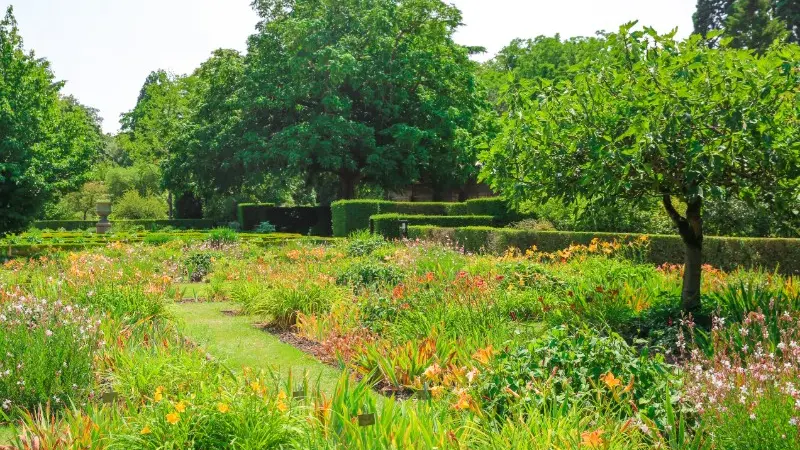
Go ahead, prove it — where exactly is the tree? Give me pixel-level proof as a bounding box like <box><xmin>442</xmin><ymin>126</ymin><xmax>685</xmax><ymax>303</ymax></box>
<box><xmin>63</xmin><ymin>182</ymin><xmax>108</xmax><ymax>220</ymax></box>
<box><xmin>481</xmin><ymin>24</ymin><xmax>800</xmax><ymax>311</ymax></box>
<box><xmin>693</xmin><ymin>0</ymin><xmax>735</xmax><ymax>37</ymax></box>
<box><xmin>775</xmin><ymin>0</ymin><xmax>799</xmax><ymax>43</ymax></box>
<box><xmin>726</xmin><ymin>0</ymin><xmax>788</xmax><ymax>52</ymax></box>
<box><xmin>0</xmin><ymin>7</ymin><xmax>102</xmax><ymax>234</ymax></box>
<box><xmin>239</xmin><ymin>0</ymin><xmax>483</xmax><ymax>199</ymax></box>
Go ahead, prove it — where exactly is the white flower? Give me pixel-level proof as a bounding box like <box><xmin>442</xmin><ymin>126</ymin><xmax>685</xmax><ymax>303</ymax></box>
<box><xmin>750</xmin><ymin>413</ymin><xmax>756</xmax><ymax>420</ymax></box>
<box><xmin>1</xmin><ymin>399</ymin><xmax>10</xmax><ymax>410</ymax></box>
<box><xmin>790</xmin><ymin>417</ymin><xmax>798</xmax><ymax>426</ymax></box>
<box><xmin>45</xmin><ymin>329</ymin><xmax>53</xmax><ymax>337</ymax></box>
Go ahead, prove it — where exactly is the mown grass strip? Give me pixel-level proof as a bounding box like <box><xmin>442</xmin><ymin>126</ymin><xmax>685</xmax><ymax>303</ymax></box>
<box><xmin>169</xmin><ymin>301</ymin><xmax>340</xmax><ymax>393</ymax></box>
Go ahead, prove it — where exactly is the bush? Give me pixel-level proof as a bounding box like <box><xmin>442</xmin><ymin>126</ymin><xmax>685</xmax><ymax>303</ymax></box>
<box><xmin>111</xmin><ymin>191</ymin><xmax>167</xmax><ymax>220</ymax></box>
<box><xmin>476</xmin><ymin>326</ymin><xmax>674</xmax><ymax>420</ymax></box>
<box><xmin>185</xmin><ymin>252</ymin><xmax>214</xmax><ymax>282</ymax></box>
<box><xmin>465</xmin><ymin>197</ymin><xmax>519</xmax><ymax>223</ymax></box>
<box><xmin>255</xmin><ymin>221</ymin><xmax>277</xmax><ymax>234</ymax></box>
<box><xmin>33</xmin><ymin>219</ymin><xmax>215</xmax><ymax>231</ymax></box>
<box><xmin>409</xmin><ymin>226</ymin><xmax>800</xmax><ymax>274</ymax></box>
<box><xmin>371</xmin><ymin>214</ymin><xmax>495</xmax><ymax>239</ymax></box>
<box><xmin>0</xmin><ymin>292</ymin><xmax>102</xmax><ymax>419</ymax></box>
<box><xmin>345</xmin><ymin>230</ymin><xmax>387</xmax><ymax>257</ymax></box>
<box><xmin>240</xmin><ymin>282</ymin><xmax>345</xmax><ymax>329</ymax></box>
<box><xmin>332</xmin><ymin>200</ymin><xmax>464</xmax><ymax>237</ymax></box>
<box><xmin>336</xmin><ymin>260</ymin><xmax>404</xmax><ymax>290</ymax></box>
<box><xmin>207</xmin><ymin>228</ymin><xmax>238</xmax><ymax>247</ymax></box>
<box><xmin>237</xmin><ymin>204</ymin><xmax>331</xmax><ymax>235</ymax></box>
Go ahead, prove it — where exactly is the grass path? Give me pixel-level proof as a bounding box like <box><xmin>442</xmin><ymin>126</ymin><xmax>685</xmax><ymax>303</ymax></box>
<box><xmin>169</xmin><ymin>301</ymin><xmax>341</xmax><ymax>393</ymax></box>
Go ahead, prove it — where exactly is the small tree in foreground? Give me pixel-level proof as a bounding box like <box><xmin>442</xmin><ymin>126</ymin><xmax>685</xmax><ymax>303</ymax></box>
<box><xmin>482</xmin><ymin>24</ymin><xmax>800</xmax><ymax>311</ymax></box>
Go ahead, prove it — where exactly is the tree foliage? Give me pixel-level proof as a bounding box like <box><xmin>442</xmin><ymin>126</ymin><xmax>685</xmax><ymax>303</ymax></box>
<box><xmin>238</xmin><ymin>0</ymin><xmax>483</xmax><ymax>199</ymax></box>
<box><xmin>482</xmin><ymin>24</ymin><xmax>800</xmax><ymax>309</ymax></box>
<box><xmin>0</xmin><ymin>7</ymin><xmax>102</xmax><ymax>234</ymax></box>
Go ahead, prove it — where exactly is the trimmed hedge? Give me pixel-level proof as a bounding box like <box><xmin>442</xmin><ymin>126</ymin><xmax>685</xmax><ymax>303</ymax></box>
<box><xmin>408</xmin><ymin>226</ymin><xmax>800</xmax><ymax>274</ymax></box>
<box><xmin>236</xmin><ymin>204</ymin><xmax>332</xmax><ymax>236</ymax></box>
<box><xmin>370</xmin><ymin>214</ymin><xmax>495</xmax><ymax>239</ymax></box>
<box><xmin>331</xmin><ymin>198</ymin><xmax>517</xmax><ymax>237</ymax></box>
<box><xmin>33</xmin><ymin>219</ymin><xmax>216</xmax><ymax>231</ymax></box>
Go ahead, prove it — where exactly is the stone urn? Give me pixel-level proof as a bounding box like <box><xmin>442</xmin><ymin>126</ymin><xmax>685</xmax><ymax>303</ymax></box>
<box><xmin>96</xmin><ymin>200</ymin><xmax>112</xmax><ymax>234</ymax></box>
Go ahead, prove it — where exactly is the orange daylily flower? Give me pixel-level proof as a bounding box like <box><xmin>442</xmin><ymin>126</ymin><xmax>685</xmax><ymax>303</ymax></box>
<box><xmin>217</xmin><ymin>403</ymin><xmax>230</xmax><ymax>413</ymax></box>
<box><xmin>140</xmin><ymin>426</ymin><xmax>152</xmax><ymax>435</ymax></box>
<box><xmin>601</xmin><ymin>372</ymin><xmax>622</xmax><ymax>390</ymax></box>
<box><xmin>174</xmin><ymin>401</ymin><xmax>187</xmax><ymax>413</ymax></box>
<box><xmin>581</xmin><ymin>428</ymin><xmax>604</xmax><ymax>448</ymax></box>
<box><xmin>166</xmin><ymin>412</ymin><xmax>180</xmax><ymax>425</ymax></box>
<box><xmin>472</xmin><ymin>345</ymin><xmax>496</xmax><ymax>365</ymax></box>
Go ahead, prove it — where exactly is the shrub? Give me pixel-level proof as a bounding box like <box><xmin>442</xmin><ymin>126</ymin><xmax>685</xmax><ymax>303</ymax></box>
<box><xmin>0</xmin><ymin>291</ymin><xmax>101</xmax><ymax>419</ymax></box>
<box><xmin>345</xmin><ymin>230</ymin><xmax>386</xmax><ymax>257</ymax></box>
<box><xmin>476</xmin><ymin>326</ymin><xmax>674</xmax><ymax>420</ymax></box>
<box><xmin>185</xmin><ymin>252</ymin><xmax>214</xmax><ymax>282</ymax></box>
<box><xmin>207</xmin><ymin>228</ymin><xmax>238</xmax><ymax>247</ymax></box>
<box><xmin>255</xmin><ymin>221</ymin><xmax>277</xmax><ymax>234</ymax></box>
<box><xmin>237</xmin><ymin>204</ymin><xmax>331</xmax><ymax>235</ymax></box>
<box><xmin>465</xmin><ymin>197</ymin><xmax>519</xmax><ymax>224</ymax></box>
<box><xmin>336</xmin><ymin>260</ymin><xmax>404</xmax><ymax>290</ymax></box>
<box><xmin>511</xmin><ymin>218</ymin><xmax>556</xmax><ymax>231</ymax></box>
<box><xmin>243</xmin><ymin>282</ymin><xmax>345</xmax><ymax>329</ymax></box>
<box><xmin>331</xmin><ymin>200</ymin><xmax>465</xmax><ymax>237</ymax></box>
<box><xmin>111</xmin><ymin>191</ymin><xmax>168</xmax><ymax>220</ymax></box>
<box><xmin>408</xmin><ymin>226</ymin><xmax>800</xmax><ymax>274</ymax></box>
<box><xmin>371</xmin><ymin>214</ymin><xmax>494</xmax><ymax>239</ymax></box>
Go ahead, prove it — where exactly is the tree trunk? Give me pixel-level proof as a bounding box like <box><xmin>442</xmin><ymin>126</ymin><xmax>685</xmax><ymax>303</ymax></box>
<box><xmin>168</xmin><ymin>191</ymin><xmax>174</xmax><ymax>220</ymax></box>
<box><xmin>338</xmin><ymin>172</ymin><xmax>358</xmax><ymax>200</ymax></box>
<box><xmin>663</xmin><ymin>195</ymin><xmax>704</xmax><ymax>312</ymax></box>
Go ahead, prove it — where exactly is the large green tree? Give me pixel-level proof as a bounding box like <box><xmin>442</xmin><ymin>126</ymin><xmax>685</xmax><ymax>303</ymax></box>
<box><xmin>482</xmin><ymin>24</ymin><xmax>800</xmax><ymax>311</ymax></box>
<box><xmin>726</xmin><ymin>0</ymin><xmax>789</xmax><ymax>52</ymax></box>
<box><xmin>0</xmin><ymin>7</ymin><xmax>102</xmax><ymax>234</ymax></box>
<box><xmin>239</xmin><ymin>0</ymin><xmax>483</xmax><ymax>199</ymax></box>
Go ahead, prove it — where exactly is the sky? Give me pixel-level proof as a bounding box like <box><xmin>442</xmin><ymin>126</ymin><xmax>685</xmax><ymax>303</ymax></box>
<box><xmin>3</xmin><ymin>0</ymin><xmax>696</xmax><ymax>134</ymax></box>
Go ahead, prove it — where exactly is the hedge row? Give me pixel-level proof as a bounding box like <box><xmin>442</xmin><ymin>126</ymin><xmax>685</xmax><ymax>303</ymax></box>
<box><xmin>408</xmin><ymin>226</ymin><xmax>800</xmax><ymax>274</ymax></box>
<box><xmin>236</xmin><ymin>204</ymin><xmax>332</xmax><ymax>236</ymax></box>
<box><xmin>33</xmin><ymin>219</ymin><xmax>216</xmax><ymax>231</ymax></box>
<box><xmin>370</xmin><ymin>214</ymin><xmax>495</xmax><ymax>239</ymax></box>
<box><xmin>331</xmin><ymin>198</ymin><xmax>516</xmax><ymax>237</ymax></box>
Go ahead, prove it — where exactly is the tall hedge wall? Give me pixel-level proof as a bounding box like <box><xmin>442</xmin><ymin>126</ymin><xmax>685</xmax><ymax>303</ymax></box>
<box><xmin>237</xmin><ymin>204</ymin><xmax>332</xmax><ymax>236</ymax></box>
<box><xmin>33</xmin><ymin>219</ymin><xmax>215</xmax><ymax>231</ymax></box>
<box><xmin>408</xmin><ymin>226</ymin><xmax>800</xmax><ymax>274</ymax></box>
<box><xmin>331</xmin><ymin>198</ymin><xmax>517</xmax><ymax>237</ymax></box>
<box><xmin>371</xmin><ymin>214</ymin><xmax>495</xmax><ymax>239</ymax></box>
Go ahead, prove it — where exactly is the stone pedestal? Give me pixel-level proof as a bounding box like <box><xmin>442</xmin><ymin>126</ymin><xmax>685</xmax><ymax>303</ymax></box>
<box><xmin>96</xmin><ymin>200</ymin><xmax>112</xmax><ymax>234</ymax></box>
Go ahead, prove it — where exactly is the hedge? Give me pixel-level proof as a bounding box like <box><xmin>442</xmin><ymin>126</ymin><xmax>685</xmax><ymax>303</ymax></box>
<box><xmin>370</xmin><ymin>214</ymin><xmax>495</xmax><ymax>239</ymax></box>
<box><xmin>330</xmin><ymin>198</ymin><xmax>518</xmax><ymax>237</ymax></box>
<box><xmin>33</xmin><ymin>219</ymin><xmax>216</xmax><ymax>231</ymax></box>
<box><xmin>408</xmin><ymin>226</ymin><xmax>800</xmax><ymax>274</ymax></box>
<box><xmin>236</xmin><ymin>204</ymin><xmax>332</xmax><ymax>236</ymax></box>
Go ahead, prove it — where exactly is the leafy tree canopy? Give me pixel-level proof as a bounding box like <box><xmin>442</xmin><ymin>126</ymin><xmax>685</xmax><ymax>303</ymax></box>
<box><xmin>0</xmin><ymin>7</ymin><xmax>103</xmax><ymax>234</ymax></box>
<box><xmin>238</xmin><ymin>0</ymin><xmax>484</xmax><ymax>199</ymax></box>
<box><xmin>482</xmin><ymin>24</ymin><xmax>800</xmax><ymax>310</ymax></box>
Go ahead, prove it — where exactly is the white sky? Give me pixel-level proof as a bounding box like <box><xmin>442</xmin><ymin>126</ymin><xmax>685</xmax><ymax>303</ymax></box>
<box><xmin>3</xmin><ymin>0</ymin><xmax>695</xmax><ymax>134</ymax></box>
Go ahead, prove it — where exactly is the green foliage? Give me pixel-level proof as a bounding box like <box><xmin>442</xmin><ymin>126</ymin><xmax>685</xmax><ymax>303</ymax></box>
<box><xmin>331</xmin><ymin>199</ymin><xmax>509</xmax><ymax>237</ymax></box>
<box><xmin>726</xmin><ymin>0</ymin><xmax>789</xmax><ymax>52</ymax></box>
<box><xmin>184</xmin><ymin>252</ymin><xmax>214</xmax><ymax>282</ymax></box>
<box><xmin>336</xmin><ymin>260</ymin><xmax>404</xmax><ymax>290</ymax></box>
<box><xmin>345</xmin><ymin>230</ymin><xmax>387</xmax><ymax>257</ymax></box>
<box><xmin>483</xmin><ymin>25</ymin><xmax>800</xmax><ymax>220</ymax></box>
<box><xmin>254</xmin><ymin>221</ymin><xmax>276</xmax><ymax>234</ymax></box>
<box><xmin>111</xmin><ymin>191</ymin><xmax>168</xmax><ymax>220</ymax></box>
<box><xmin>0</xmin><ymin>294</ymin><xmax>101</xmax><ymax>420</ymax></box>
<box><xmin>371</xmin><ymin>214</ymin><xmax>495</xmax><ymax>239</ymax></box>
<box><xmin>0</xmin><ymin>8</ymin><xmax>102</xmax><ymax>234</ymax></box>
<box><xmin>238</xmin><ymin>0</ymin><xmax>483</xmax><ymax>199</ymax></box>
<box><xmin>476</xmin><ymin>326</ymin><xmax>674</xmax><ymax>420</ymax></box>
<box><xmin>237</xmin><ymin>204</ymin><xmax>331</xmax><ymax>235</ymax></box>
<box><xmin>33</xmin><ymin>219</ymin><xmax>215</xmax><ymax>231</ymax></box>
<box><xmin>409</xmin><ymin>226</ymin><xmax>800</xmax><ymax>273</ymax></box>
<box><xmin>207</xmin><ymin>228</ymin><xmax>238</xmax><ymax>247</ymax></box>
<box><xmin>104</xmin><ymin>163</ymin><xmax>162</xmax><ymax>200</ymax></box>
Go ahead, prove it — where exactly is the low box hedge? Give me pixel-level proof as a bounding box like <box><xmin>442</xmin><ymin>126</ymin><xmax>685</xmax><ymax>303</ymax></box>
<box><xmin>408</xmin><ymin>226</ymin><xmax>800</xmax><ymax>274</ymax></box>
<box><xmin>236</xmin><ymin>204</ymin><xmax>332</xmax><ymax>235</ymax></box>
<box><xmin>33</xmin><ymin>219</ymin><xmax>215</xmax><ymax>231</ymax></box>
<box><xmin>371</xmin><ymin>214</ymin><xmax>495</xmax><ymax>239</ymax></box>
<box><xmin>330</xmin><ymin>198</ymin><xmax>517</xmax><ymax>237</ymax></box>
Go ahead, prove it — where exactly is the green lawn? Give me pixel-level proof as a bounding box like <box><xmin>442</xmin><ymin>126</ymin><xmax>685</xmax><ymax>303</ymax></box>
<box><xmin>169</xmin><ymin>301</ymin><xmax>340</xmax><ymax>393</ymax></box>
